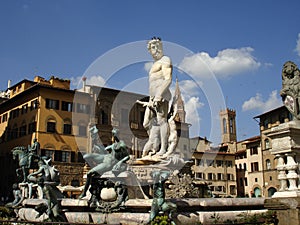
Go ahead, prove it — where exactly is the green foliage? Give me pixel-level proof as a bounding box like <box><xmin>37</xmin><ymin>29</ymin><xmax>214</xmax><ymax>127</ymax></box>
<box><xmin>150</xmin><ymin>214</ymin><xmax>174</xmax><ymax>225</ymax></box>
<box><xmin>0</xmin><ymin>206</ymin><xmax>14</xmax><ymax>219</ymax></box>
<box><xmin>237</xmin><ymin>210</ymin><xmax>277</xmax><ymax>224</ymax></box>
<box><xmin>207</xmin><ymin>210</ymin><xmax>278</xmax><ymax>225</ymax></box>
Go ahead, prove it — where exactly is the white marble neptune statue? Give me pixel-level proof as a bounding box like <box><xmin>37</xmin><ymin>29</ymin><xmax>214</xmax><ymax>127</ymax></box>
<box><xmin>142</xmin><ymin>37</ymin><xmax>173</xmax><ymax>157</ymax></box>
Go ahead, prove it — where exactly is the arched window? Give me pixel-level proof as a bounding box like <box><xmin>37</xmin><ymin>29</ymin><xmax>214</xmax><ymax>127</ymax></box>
<box><xmin>63</xmin><ymin>118</ymin><xmax>72</xmax><ymax>135</ymax></box>
<box><xmin>229</xmin><ymin>118</ymin><xmax>234</xmax><ymax>133</ymax></box>
<box><xmin>265</xmin><ymin>139</ymin><xmax>270</xmax><ymax>149</ymax></box>
<box><xmin>54</xmin><ymin>145</ymin><xmax>73</xmax><ymax>163</ymax></box>
<box><xmin>61</xmin><ymin>151</ymin><xmax>70</xmax><ymax>162</ymax></box>
<box><xmin>223</xmin><ymin>118</ymin><xmax>227</xmax><ymax>134</ymax></box>
<box><xmin>266</xmin><ymin>159</ymin><xmax>271</xmax><ymax>170</ymax></box>
<box><xmin>78</xmin><ymin>121</ymin><xmax>87</xmax><ymax>136</ymax></box>
<box><xmin>268</xmin><ymin>187</ymin><xmax>277</xmax><ymax>197</ymax></box>
<box><xmin>41</xmin><ymin>144</ymin><xmax>55</xmax><ymax>161</ymax></box>
<box><xmin>47</xmin><ymin>117</ymin><xmax>56</xmax><ymax>133</ymax></box>
<box><xmin>254</xmin><ymin>187</ymin><xmax>261</xmax><ymax>197</ymax></box>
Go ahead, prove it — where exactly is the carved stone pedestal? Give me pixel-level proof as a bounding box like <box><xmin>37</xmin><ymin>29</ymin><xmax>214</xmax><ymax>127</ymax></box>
<box><xmin>265</xmin><ymin>121</ymin><xmax>300</xmax><ymax>198</ymax></box>
<box><xmin>265</xmin><ymin>197</ymin><xmax>300</xmax><ymax>225</ymax></box>
<box><xmin>272</xmin><ymin>190</ymin><xmax>300</xmax><ymax>198</ymax></box>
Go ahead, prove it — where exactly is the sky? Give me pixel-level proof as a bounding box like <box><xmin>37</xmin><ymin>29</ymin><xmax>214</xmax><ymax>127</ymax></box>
<box><xmin>0</xmin><ymin>0</ymin><xmax>300</xmax><ymax>145</ymax></box>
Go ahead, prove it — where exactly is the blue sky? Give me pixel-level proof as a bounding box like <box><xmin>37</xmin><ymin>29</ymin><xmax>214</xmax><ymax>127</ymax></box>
<box><xmin>1</xmin><ymin>0</ymin><xmax>300</xmax><ymax>145</ymax></box>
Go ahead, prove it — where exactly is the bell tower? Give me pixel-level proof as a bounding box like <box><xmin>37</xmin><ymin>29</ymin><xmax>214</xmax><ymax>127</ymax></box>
<box><xmin>220</xmin><ymin>108</ymin><xmax>237</xmax><ymax>144</ymax></box>
<box><xmin>173</xmin><ymin>78</ymin><xmax>186</xmax><ymax>123</ymax></box>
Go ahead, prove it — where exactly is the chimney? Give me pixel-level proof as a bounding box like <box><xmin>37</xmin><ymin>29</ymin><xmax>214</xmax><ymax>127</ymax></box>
<box><xmin>82</xmin><ymin>76</ymin><xmax>87</xmax><ymax>92</ymax></box>
<box><xmin>7</xmin><ymin>80</ymin><xmax>11</xmax><ymax>89</ymax></box>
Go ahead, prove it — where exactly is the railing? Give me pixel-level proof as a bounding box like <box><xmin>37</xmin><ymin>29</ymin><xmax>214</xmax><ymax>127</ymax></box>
<box><xmin>0</xmin><ymin>220</ymin><xmax>120</xmax><ymax>225</ymax></box>
<box><xmin>205</xmin><ymin>223</ymin><xmax>271</xmax><ymax>225</ymax></box>
<box><xmin>0</xmin><ymin>220</ymin><xmax>277</xmax><ymax>225</ymax></box>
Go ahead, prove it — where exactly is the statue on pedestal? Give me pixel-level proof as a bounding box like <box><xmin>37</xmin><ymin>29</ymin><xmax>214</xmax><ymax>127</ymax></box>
<box><xmin>5</xmin><ymin>183</ymin><xmax>23</xmax><ymax>208</ymax></box>
<box><xmin>12</xmin><ymin>146</ymin><xmax>31</xmax><ymax>183</ymax></box>
<box><xmin>149</xmin><ymin>170</ymin><xmax>177</xmax><ymax>224</ymax></box>
<box><xmin>10</xmin><ymin>140</ymin><xmax>64</xmax><ymax>222</ymax></box>
<box><xmin>35</xmin><ymin>177</ymin><xmax>65</xmax><ymax>222</ymax></box>
<box><xmin>136</xmin><ymin>37</ymin><xmax>182</xmax><ymax>162</ymax></box>
<box><xmin>25</xmin><ymin>157</ymin><xmax>60</xmax><ymax>199</ymax></box>
<box><xmin>12</xmin><ymin>138</ymin><xmax>40</xmax><ymax>183</ymax></box>
<box><xmin>27</xmin><ymin>157</ymin><xmax>60</xmax><ymax>185</ymax></box>
<box><xmin>143</xmin><ymin>37</ymin><xmax>173</xmax><ymax>157</ymax></box>
<box><xmin>280</xmin><ymin>61</ymin><xmax>300</xmax><ymax>119</ymax></box>
<box><xmin>79</xmin><ymin>127</ymin><xmax>130</xmax><ymax>202</ymax></box>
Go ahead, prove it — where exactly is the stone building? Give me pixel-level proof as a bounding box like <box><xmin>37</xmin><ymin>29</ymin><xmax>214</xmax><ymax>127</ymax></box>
<box><xmin>190</xmin><ymin>104</ymin><xmax>294</xmax><ymax>198</ymax></box>
<box><xmin>190</xmin><ymin>136</ymin><xmax>237</xmax><ymax>197</ymax></box>
<box><xmin>190</xmin><ymin>108</ymin><xmax>238</xmax><ymax>197</ymax></box>
<box><xmin>76</xmin><ymin>83</ymin><xmax>149</xmax><ymax>158</ymax></box>
<box><xmin>254</xmin><ymin>105</ymin><xmax>293</xmax><ymax>197</ymax></box>
<box><xmin>191</xmin><ymin>105</ymin><xmax>290</xmax><ymax>198</ymax></box>
<box><xmin>0</xmin><ymin>76</ymin><xmax>91</xmax><ymax>196</ymax></box>
<box><xmin>235</xmin><ymin>136</ymin><xmax>264</xmax><ymax>197</ymax></box>
<box><xmin>235</xmin><ymin>106</ymin><xmax>293</xmax><ymax>197</ymax></box>
<box><xmin>220</xmin><ymin>108</ymin><xmax>237</xmax><ymax>145</ymax></box>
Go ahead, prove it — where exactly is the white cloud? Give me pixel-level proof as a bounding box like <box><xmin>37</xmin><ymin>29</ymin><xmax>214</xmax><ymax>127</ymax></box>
<box><xmin>185</xmin><ymin>96</ymin><xmax>204</xmax><ymax>121</ymax></box>
<box><xmin>242</xmin><ymin>90</ymin><xmax>282</xmax><ymax>112</ymax></box>
<box><xmin>178</xmin><ymin>79</ymin><xmax>203</xmax><ymax>96</ymax></box>
<box><xmin>185</xmin><ymin>96</ymin><xmax>203</xmax><ymax>136</ymax></box>
<box><xmin>178</xmin><ymin>47</ymin><xmax>261</xmax><ymax>79</ymax></box>
<box><xmin>86</xmin><ymin>75</ymin><xmax>106</xmax><ymax>86</ymax></box>
<box><xmin>171</xmin><ymin>80</ymin><xmax>204</xmax><ymax>136</ymax></box>
<box><xmin>242</xmin><ymin>93</ymin><xmax>264</xmax><ymax>111</ymax></box>
<box><xmin>70</xmin><ymin>76</ymin><xmax>82</xmax><ymax>88</ymax></box>
<box><xmin>296</xmin><ymin>33</ymin><xmax>300</xmax><ymax>57</ymax></box>
<box><xmin>264</xmin><ymin>62</ymin><xmax>273</xmax><ymax>67</ymax></box>
<box><xmin>70</xmin><ymin>75</ymin><xmax>106</xmax><ymax>88</ymax></box>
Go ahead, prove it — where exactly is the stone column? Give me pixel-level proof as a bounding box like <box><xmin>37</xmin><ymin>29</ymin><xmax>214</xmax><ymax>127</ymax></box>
<box><xmin>276</xmin><ymin>154</ymin><xmax>287</xmax><ymax>192</ymax></box>
<box><xmin>272</xmin><ymin>152</ymin><xmax>300</xmax><ymax>198</ymax></box>
<box><xmin>285</xmin><ymin>153</ymin><xmax>299</xmax><ymax>191</ymax></box>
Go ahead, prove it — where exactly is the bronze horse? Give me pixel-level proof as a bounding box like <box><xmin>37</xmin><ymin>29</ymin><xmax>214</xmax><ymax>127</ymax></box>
<box><xmin>12</xmin><ymin>146</ymin><xmax>34</xmax><ymax>183</ymax></box>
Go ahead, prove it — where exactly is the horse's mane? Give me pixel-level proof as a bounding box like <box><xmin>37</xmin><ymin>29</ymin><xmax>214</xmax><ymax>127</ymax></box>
<box><xmin>12</xmin><ymin>146</ymin><xmax>27</xmax><ymax>154</ymax></box>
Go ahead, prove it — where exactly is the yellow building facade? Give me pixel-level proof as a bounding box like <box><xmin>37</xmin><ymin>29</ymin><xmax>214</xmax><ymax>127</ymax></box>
<box><xmin>235</xmin><ymin>106</ymin><xmax>292</xmax><ymax>197</ymax></box>
<box><xmin>0</xmin><ymin>76</ymin><xmax>91</xmax><ymax>196</ymax></box>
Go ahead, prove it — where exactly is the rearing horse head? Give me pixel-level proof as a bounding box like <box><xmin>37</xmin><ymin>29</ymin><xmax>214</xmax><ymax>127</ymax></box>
<box><xmin>12</xmin><ymin>146</ymin><xmax>28</xmax><ymax>165</ymax></box>
<box><xmin>12</xmin><ymin>146</ymin><xmax>27</xmax><ymax>154</ymax></box>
